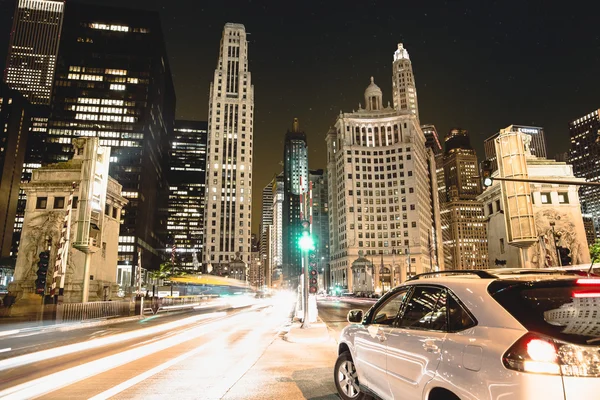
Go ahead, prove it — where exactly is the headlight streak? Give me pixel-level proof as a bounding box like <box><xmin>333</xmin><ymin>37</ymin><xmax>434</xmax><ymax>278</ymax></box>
<box><xmin>0</xmin><ymin>311</ymin><xmax>259</xmax><ymax>399</ymax></box>
<box><xmin>0</xmin><ymin>312</ymin><xmax>226</xmax><ymax>372</ymax></box>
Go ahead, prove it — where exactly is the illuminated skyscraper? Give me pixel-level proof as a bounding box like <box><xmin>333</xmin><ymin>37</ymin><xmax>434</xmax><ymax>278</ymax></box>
<box><xmin>203</xmin><ymin>23</ymin><xmax>254</xmax><ymax>267</ymax></box>
<box><xmin>441</xmin><ymin>128</ymin><xmax>488</xmax><ymax>269</ymax></box>
<box><xmin>327</xmin><ymin>76</ymin><xmax>441</xmax><ymax>292</ymax></box>
<box><xmin>43</xmin><ymin>3</ymin><xmax>175</xmax><ymax>283</ymax></box>
<box><xmin>259</xmin><ymin>180</ymin><xmax>273</xmax><ymax>267</ymax></box>
<box><xmin>391</xmin><ymin>43</ymin><xmax>418</xmax><ymax>119</ymax></box>
<box><xmin>569</xmin><ymin>109</ymin><xmax>600</xmax><ymax>239</ymax></box>
<box><xmin>168</xmin><ymin>120</ymin><xmax>207</xmax><ymax>270</ymax></box>
<box><xmin>4</xmin><ymin>0</ymin><xmax>64</xmax><ymax>105</ymax></box>
<box><xmin>282</xmin><ymin>118</ymin><xmax>308</xmax><ymax>285</ymax></box>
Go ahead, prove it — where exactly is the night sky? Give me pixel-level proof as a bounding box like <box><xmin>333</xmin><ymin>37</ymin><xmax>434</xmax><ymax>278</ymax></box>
<box><xmin>2</xmin><ymin>0</ymin><xmax>600</xmax><ymax>234</ymax></box>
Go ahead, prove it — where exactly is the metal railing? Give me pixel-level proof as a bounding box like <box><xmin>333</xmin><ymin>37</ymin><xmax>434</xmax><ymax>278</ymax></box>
<box><xmin>57</xmin><ymin>300</ymin><xmax>132</xmax><ymax>322</ymax></box>
<box><xmin>143</xmin><ymin>295</ymin><xmax>220</xmax><ymax>315</ymax></box>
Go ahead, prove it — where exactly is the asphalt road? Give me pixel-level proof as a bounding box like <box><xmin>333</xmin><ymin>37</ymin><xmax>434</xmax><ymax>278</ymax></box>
<box><xmin>317</xmin><ymin>296</ymin><xmax>376</xmax><ymax>340</ymax></box>
<box><xmin>0</xmin><ymin>295</ymin><xmax>376</xmax><ymax>400</ymax></box>
<box><xmin>0</xmin><ymin>296</ymin><xmax>293</xmax><ymax>399</ymax></box>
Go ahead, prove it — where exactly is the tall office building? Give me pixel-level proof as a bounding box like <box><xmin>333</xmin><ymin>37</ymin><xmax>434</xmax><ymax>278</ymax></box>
<box><xmin>309</xmin><ymin>169</ymin><xmax>329</xmax><ymax>290</ymax></box>
<box><xmin>441</xmin><ymin>128</ymin><xmax>488</xmax><ymax>269</ymax></box>
<box><xmin>282</xmin><ymin>118</ymin><xmax>308</xmax><ymax>284</ymax></box>
<box><xmin>271</xmin><ymin>173</ymin><xmax>284</xmax><ymax>283</ymax></box>
<box><xmin>422</xmin><ymin>124</ymin><xmax>445</xmax><ymax>272</ymax></box>
<box><xmin>203</xmin><ymin>23</ymin><xmax>254</xmax><ymax>267</ymax></box>
<box><xmin>4</xmin><ymin>0</ymin><xmax>63</xmax><ymax>258</ymax></box>
<box><xmin>484</xmin><ymin>125</ymin><xmax>547</xmax><ymax>171</ymax></box>
<box><xmin>391</xmin><ymin>43</ymin><xmax>418</xmax><ymax>119</ymax></box>
<box><xmin>0</xmin><ymin>83</ymin><xmax>31</xmax><ymax>259</ymax></box>
<box><xmin>44</xmin><ymin>3</ymin><xmax>175</xmax><ymax>280</ymax></box>
<box><xmin>168</xmin><ymin>120</ymin><xmax>207</xmax><ymax>270</ymax></box>
<box><xmin>421</xmin><ymin>124</ymin><xmax>442</xmax><ymax>156</ymax></box>
<box><xmin>569</xmin><ymin>109</ymin><xmax>600</xmax><ymax>238</ymax></box>
<box><xmin>4</xmin><ymin>0</ymin><xmax>64</xmax><ymax>105</ymax></box>
<box><xmin>259</xmin><ymin>180</ymin><xmax>274</xmax><ymax>266</ymax></box>
<box><xmin>327</xmin><ymin>75</ymin><xmax>441</xmax><ymax>293</ymax></box>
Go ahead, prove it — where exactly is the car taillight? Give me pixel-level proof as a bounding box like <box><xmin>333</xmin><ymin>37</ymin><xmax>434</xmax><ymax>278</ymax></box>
<box><xmin>573</xmin><ymin>291</ymin><xmax>600</xmax><ymax>298</ymax></box>
<box><xmin>576</xmin><ymin>278</ymin><xmax>600</xmax><ymax>285</ymax></box>
<box><xmin>504</xmin><ymin>333</ymin><xmax>600</xmax><ymax>377</ymax></box>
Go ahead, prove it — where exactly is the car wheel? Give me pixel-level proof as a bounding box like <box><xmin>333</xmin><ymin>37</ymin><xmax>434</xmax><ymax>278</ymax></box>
<box><xmin>334</xmin><ymin>351</ymin><xmax>367</xmax><ymax>400</ymax></box>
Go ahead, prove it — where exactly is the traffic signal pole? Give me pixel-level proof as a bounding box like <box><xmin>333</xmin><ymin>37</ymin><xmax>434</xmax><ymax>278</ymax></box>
<box><xmin>301</xmin><ymin>248</ymin><xmax>310</xmax><ymax>329</ymax></box>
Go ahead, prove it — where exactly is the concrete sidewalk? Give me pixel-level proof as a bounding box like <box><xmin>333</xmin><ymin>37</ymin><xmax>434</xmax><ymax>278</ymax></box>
<box><xmin>222</xmin><ymin>317</ymin><xmax>340</xmax><ymax>400</ymax></box>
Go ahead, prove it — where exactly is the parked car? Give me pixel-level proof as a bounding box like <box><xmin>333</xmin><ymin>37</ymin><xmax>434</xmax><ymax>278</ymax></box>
<box><xmin>334</xmin><ymin>268</ymin><xmax>600</xmax><ymax>400</ymax></box>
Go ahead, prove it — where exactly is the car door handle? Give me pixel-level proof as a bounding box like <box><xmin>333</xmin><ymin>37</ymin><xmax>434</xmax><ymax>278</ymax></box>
<box><xmin>376</xmin><ymin>331</ymin><xmax>386</xmax><ymax>342</ymax></box>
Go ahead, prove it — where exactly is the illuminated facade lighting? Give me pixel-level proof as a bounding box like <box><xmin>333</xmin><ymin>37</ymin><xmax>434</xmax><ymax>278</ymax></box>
<box><xmin>441</xmin><ymin>128</ymin><xmax>488</xmax><ymax>269</ymax></box>
<box><xmin>3</xmin><ymin>0</ymin><xmax>65</xmax><ymax>105</ymax></box>
<box><xmin>203</xmin><ymin>23</ymin><xmax>254</xmax><ymax>267</ymax></box>
<box><xmin>568</xmin><ymin>109</ymin><xmax>600</xmax><ymax>239</ymax></box>
<box><xmin>327</xmin><ymin>73</ymin><xmax>442</xmax><ymax>292</ymax></box>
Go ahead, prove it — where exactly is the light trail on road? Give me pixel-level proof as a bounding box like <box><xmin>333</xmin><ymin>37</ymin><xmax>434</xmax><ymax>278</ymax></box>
<box><xmin>0</xmin><ymin>311</ymin><xmax>227</xmax><ymax>372</ymax></box>
<box><xmin>0</xmin><ymin>292</ymin><xmax>296</xmax><ymax>400</ymax></box>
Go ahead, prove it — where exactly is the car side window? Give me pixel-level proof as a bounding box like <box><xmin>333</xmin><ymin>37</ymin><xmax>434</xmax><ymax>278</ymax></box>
<box><xmin>447</xmin><ymin>292</ymin><xmax>476</xmax><ymax>331</ymax></box>
<box><xmin>396</xmin><ymin>286</ymin><xmax>446</xmax><ymax>330</ymax></box>
<box><xmin>371</xmin><ymin>288</ymin><xmax>410</xmax><ymax>326</ymax></box>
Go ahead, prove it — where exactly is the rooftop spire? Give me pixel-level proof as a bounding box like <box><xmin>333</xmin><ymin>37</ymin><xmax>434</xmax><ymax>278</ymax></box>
<box><xmin>292</xmin><ymin>118</ymin><xmax>300</xmax><ymax>133</ymax></box>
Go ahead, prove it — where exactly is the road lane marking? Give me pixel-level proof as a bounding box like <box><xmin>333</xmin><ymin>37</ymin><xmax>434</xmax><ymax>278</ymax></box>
<box><xmin>88</xmin><ymin>337</ymin><xmax>224</xmax><ymax>400</ymax></box>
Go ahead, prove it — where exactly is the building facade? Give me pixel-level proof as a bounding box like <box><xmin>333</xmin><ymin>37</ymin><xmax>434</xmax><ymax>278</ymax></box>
<box><xmin>479</xmin><ymin>157</ymin><xmax>590</xmax><ymax>268</ymax></box>
<box><xmin>0</xmin><ymin>84</ymin><xmax>31</xmax><ymax>259</ymax></box>
<box><xmin>271</xmin><ymin>173</ymin><xmax>284</xmax><ymax>284</ymax></box>
<box><xmin>422</xmin><ymin>124</ymin><xmax>445</xmax><ymax>272</ymax></box>
<box><xmin>327</xmin><ymin>75</ymin><xmax>441</xmax><ymax>293</ymax></box>
<box><xmin>391</xmin><ymin>43</ymin><xmax>418</xmax><ymax>119</ymax></box>
<box><xmin>42</xmin><ymin>3</ymin><xmax>175</xmax><ymax>281</ymax></box>
<box><xmin>442</xmin><ymin>128</ymin><xmax>488</xmax><ymax>269</ymax></box>
<box><xmin>4</xmin><ymin>0</ymin><xmax>64</xmax><ymax>105</ymax></box>
<box><xmin>484</xmin><ymin>125</ymin><xmax>547</xmax><ymax>172</ymax></box>
<box><xmin>259</xmin><ymin>179</ymin><xmax>273</xmax><ymax>270</ymax></box>
<box><xmin>9</xmin><ymin>138</ymin><xmax>127</xmax><ymax>315</ymax></box>
<box><xmin>309</xmin><ymin>169</ymin><xmax>329</xmax><ymax>291</ymax></box>
<box><xmin>282</xmin><ymin>118</ymin><xmax>308</xmax><ymax>285</ymax></box>
<box><xmin>203</xmin><ymin>23</ymin><xmax>254</xmax><ymax>267</ymax></box>
<box><xmin>569</xmin><ymin>109</ymin><xmax>600</xmax><ymax>239</ymax></box>
<box><xmin>168</xmin><ymin>120</ymin><xmax>207</xmax><ymax>271</ymax></box>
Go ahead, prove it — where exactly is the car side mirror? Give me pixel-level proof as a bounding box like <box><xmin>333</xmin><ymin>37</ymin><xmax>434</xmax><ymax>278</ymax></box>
<box><xmin>347</xmin><ymin>309</ymin><xmax>364</xmax><ymax>324</ymax></box>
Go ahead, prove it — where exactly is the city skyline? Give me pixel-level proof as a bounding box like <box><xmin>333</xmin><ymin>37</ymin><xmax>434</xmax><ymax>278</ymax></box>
<box><xmin>1</xmin><ymin>0</ymin><xmax>599</xmax><ymax>235</ymax></box>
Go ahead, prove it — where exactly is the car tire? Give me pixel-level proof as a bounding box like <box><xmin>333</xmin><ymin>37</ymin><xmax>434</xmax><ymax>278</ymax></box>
<box><xmin>334</xmin><ymin>351</ymin><xmax>369</xmax><ymax>400</ymax></box>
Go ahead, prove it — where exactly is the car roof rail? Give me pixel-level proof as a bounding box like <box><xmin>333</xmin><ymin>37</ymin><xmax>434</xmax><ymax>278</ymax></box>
<box><xmin>406</xmin><ymin>270</ymin><xmax>498</xmax><ymax>281</ymax></box>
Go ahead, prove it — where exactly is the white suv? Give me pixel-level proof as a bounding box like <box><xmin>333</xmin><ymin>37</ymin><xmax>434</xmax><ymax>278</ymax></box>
<box><xmin>334</xmin><ymin>269</ymin><xmax>600</xmax><ymax>400</ymax></box>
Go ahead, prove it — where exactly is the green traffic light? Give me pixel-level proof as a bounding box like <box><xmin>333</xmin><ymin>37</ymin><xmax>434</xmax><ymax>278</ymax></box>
<box><xmin>298</xmin><ymin>231</ymin><xmax>315</xmax><ymax>251</ymax></box>
<box><xmin>483</xmin><ymin>177</ymin><xmax>493</xmax><ymax>187</ymax></box>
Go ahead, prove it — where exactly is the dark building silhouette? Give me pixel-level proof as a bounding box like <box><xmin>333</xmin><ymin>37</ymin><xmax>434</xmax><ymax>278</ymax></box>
<box><xmin>43</xmin><ymin>3</ymin><xmax>175</xmax><ymax>277</ymax></box>
<box><xmin>169</xmin><ymin>120</ymin><xmax>207</xmax><ymax>270</ymax></box>
<box><xmin>282</xmin><ymin>118</ymin><xmax>308</xmax><ymax>286</ymax></box>
<box><xmin>0</xmin><ymin>83</ymin><xmax>32</xmax><ymax>259</ymax></box>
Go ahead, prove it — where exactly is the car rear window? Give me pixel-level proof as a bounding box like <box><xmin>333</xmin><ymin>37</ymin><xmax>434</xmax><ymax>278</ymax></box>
<box><xmin>489</xmin><ymin>278</ymin><xmax>600</xmax><ymax>345</ymax></box>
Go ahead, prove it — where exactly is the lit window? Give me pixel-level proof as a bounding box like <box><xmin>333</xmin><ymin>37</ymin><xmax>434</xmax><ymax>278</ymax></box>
<box><xmin>541</xmin><ymin>193</ymin><xmax>551</xmax><ymax>204</ymax></box>
<box><xmin>110</xmin><ymin>84</ymin><xmax>126</xmax><ymax>91</ymax></box>
<box><xmin>558</xmin><ymin>192</ymin><xmax>569</xmax><ymax>204</ymax></box>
